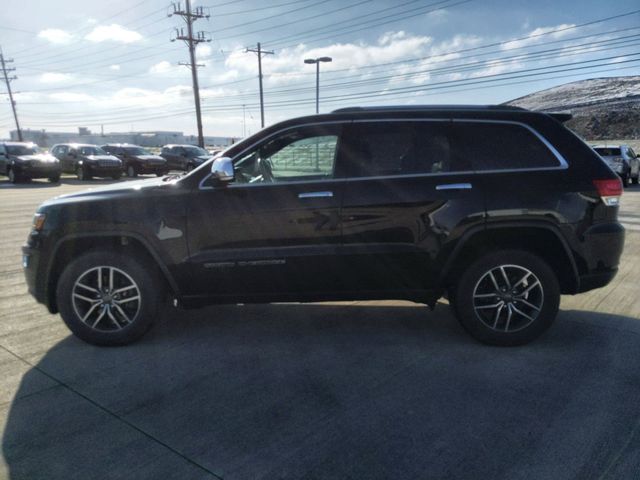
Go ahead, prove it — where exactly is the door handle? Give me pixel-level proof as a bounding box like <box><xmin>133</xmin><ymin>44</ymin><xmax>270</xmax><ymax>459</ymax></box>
<box><xmin>298</xmin><ymin>191</ymin><xmax>334</xmax><ymax>199</ymax></box>
<box><xmin>435</xmin><ymin>183</ymin><xmax>473</xmax><ymax>191</ymax></box>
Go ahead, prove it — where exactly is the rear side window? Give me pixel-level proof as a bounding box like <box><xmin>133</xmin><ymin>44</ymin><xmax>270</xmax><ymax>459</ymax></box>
<box><xmin>341</xmin><ymin>122</ymin><xmax>469</xmax><ymax>177</ymax></box>
<box><xmin>451</xmin><ymin>122</ymin><xmax>560</xmax><ymax>171</ymax></box>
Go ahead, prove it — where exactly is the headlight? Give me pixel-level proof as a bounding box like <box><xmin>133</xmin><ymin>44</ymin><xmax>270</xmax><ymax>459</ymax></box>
<box><xmin>32</xmin><ymin>213</ymin><xmax>46</xmax><ymax>231</ymax></box>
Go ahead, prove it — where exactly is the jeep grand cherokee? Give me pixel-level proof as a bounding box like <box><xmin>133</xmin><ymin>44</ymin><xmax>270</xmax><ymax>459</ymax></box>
<box><xmin>22</xmin><ymin>106</ymin><xmax>625</xmax><ymax>346</ymax></box>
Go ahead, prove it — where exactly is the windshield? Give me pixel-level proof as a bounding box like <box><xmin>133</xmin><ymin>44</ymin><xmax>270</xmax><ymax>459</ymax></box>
<box><xmin>124</xmin><ymin>147</ymin><xmax>151</xmax><ymax>156</ymax></box>
<box><xmin>184</xmin><ymin>146</ymin><xmax>209</xmax><ymax>157</ymax></box>
<box><xmin>7</xmin><ymin>144</ymin><xmax>39</xmax><ymax>155</ymax></box>
<box><xmin>79</xmin><ymin>146</ymin><xmax>107</xmax><ymax>156</ymax></box>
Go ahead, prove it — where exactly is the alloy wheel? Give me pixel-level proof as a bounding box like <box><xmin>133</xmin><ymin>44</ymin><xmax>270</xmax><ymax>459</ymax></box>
<box><xmin>71</xmin><ymin>266</ymin><xmax>141</xmax><ymax>331</ymax></box>
<box><xmin>472</xmin><ymin>264</ymin><xmax>544</xmax><ymax>333</ymax></box>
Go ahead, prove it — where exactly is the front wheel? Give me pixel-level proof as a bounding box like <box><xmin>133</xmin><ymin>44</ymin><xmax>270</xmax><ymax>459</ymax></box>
<box><xmin>8</xmin><ymin>168</ymin><xmax>20</xmax><ymax>184</ymax></box>
<box><xmin>56</xmin><ymin>251</ymin><xmax>162</xmax><ymax>346</ymax></box>
<box><xmin>77</xmin><ymin>166</ymin><xmax>91</xmax><ymax>181</ymax></box>
<box><xmin>452</xmin><ymin>250</ymin><xmax>560</xmax><ymax>346</ymax></box>
<box><xmin>126</xmin><ymin>165</ymin><xmax>137</xmax><ymax>178</ymax></box>
<box><xmin>632</xmin><ymin>175</ymin><xmax>639</xmax><ymax>185</ymax></box>
<box><xmin>49</xmin><ymin>174</ymin><xmax>61</xmax><ymax>183</ymax></box>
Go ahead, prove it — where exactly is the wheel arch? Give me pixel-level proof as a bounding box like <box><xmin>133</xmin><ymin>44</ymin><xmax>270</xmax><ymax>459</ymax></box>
<box><xmin>441</xmin><ymin>222</ymin><xmax>580</xmax><ymax>294</ymax></box>
<box><xmin>45</xmin><ymin>232</ymin><xmax>180</xmax><ymax>313</ymax></box>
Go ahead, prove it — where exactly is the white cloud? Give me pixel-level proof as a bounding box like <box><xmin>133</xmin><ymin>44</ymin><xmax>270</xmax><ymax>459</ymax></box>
<box><xmin>196</xmin><ymin>44</ymin><xmax>212</xmax><ymax>59</ymax></box>
<box><xmin>149</xmin><ymin>61</ymin><xmax>173</xmax><ymax>74</ymax></box>
<box><xmin>37</xmin><ymin>28</ymin><xmax>73</xmax><ymax>44</ymax></box>
<box><xmin>39</xmin><ymin>72</ymin><xmax>73</xmax><ymax>83</ymax></box>
<box><xmin>109</xmin><ymin>65</ymin><xmax>121</xmax><ymax>71</ymax></box>
<box><xmin>48</xmin><ymin>92</ymin><xmax>95</xmax><ymax>103</ymax></box>
<box><xmin>85</xmin><ymin>24</ymin><xmax>143</xmax><ymax>44</ymax></box>
<box><xmin>501</xmin><ymin>24</ymin><xmax>575</xmax><ymax>50</ymax></box>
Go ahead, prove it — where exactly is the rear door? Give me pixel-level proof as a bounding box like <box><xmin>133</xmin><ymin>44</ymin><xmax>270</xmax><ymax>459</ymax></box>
<box><xmin>338</xmin><ymin>120</ymin><xmax>485</xmax><ymax>292</ymax></box>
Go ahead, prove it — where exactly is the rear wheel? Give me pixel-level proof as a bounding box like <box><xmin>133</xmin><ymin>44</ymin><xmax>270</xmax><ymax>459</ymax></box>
<box><xmin>49</xmin><ymin>174</ymin><xmax>61</xmax><ymax>183</ymax></box>
<box><xmin>56</xmin><ymin>251</ymin><xmax>162</xmax><ymax>346</ymax></box>
<box><xmin>632</xmin><ymin>175</ymin><xmax>639</xmax><ymax>185</ymax></box>
<box><xmin>453</xmin><ymin>250</ymin><xmax>560</xmax><ymax>346</ymax></box>
<box><xmin>621</xmin><ymin>173</ymin><xmax>629</xmax><ymax>187</ymax></box>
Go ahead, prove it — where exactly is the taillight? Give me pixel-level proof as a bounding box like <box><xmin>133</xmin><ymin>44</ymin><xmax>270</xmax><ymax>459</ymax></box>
<box><xmin>593</xmin><ymin>178</ymin><xmax>623</xmax><ymax>206</ymax></box>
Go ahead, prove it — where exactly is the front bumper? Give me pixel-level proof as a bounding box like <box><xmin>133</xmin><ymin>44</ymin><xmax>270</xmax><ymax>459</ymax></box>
<box><xmin>13</xmin><ymin>162</ymin><xmax>61</xmax><ymax>179</ymax></box>
<box><xmin>22</xmin><ymin>242</ymin><xmax>46</xmax><ymax>306</ymax></box>
<box><xmin>86</xmin><ymin>164</ymin><xmax>122</xmax><ymax>177</ymax></box>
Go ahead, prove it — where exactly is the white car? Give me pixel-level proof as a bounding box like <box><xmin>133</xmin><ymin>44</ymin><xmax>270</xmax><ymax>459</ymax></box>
<box><xmin>593</xmin><ymin>145</ymin><xmax>639</xmax><ymax>187</ymax></box>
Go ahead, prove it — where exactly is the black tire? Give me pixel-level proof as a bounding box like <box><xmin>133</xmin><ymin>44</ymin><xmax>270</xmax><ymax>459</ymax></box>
<box><xmin>56</xmin><ymin>250</ymin><xmax>162</xmax><ymax>346</ymax></box>
<box><xmin>632</xmin><ymin>175</ymin><xmax>639</xmax><ymax>185</ymax></box>
<box><xmin>8</xmin><ymin>168</ymin><xmax>20</xmax><ymax>184</ymax></box>
<box><xmin>49</xmin><ymin>174</ymin><xmax>61</xmax><ymax>183</ymax></box>
<box><xmin>112</xmin><ymin>172</ymin><xmax>122</xmax><ymax>180</ymax></box>
<box><xmin>621</xmin><ymin>173</ymin><xmax>629</xmax><ymax>188</ymax></box>
<box><xmin>453</xmin><ymin>250</ymin><xmax>560</xmax><ymax>346</ymax></box>
<box><xmin>126</xmin><ymin>165</ymin><xmax>137</xmax><ymax>178</ymax></box>
<box><xmin>77</xmin><ymin>166</ymin><xmax>91</xmax><ymax>181</ymax></box>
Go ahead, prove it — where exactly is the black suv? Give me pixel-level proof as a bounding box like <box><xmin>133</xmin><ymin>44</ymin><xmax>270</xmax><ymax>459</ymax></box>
<box><xmin>51</xmin><ymin>143</ymin><xmax>122</xmax><ymax>180</ymax></box>
<box><xmin>0</xmin><ymin>142</ymin><xmax>61</xmax><ymax>183</ymax></box>
<box><xmin>160</xmin><ymin>144</ymin><xmax>212</xmax><ymax>171</ymax></box>
<box><xmin>102</xmin><ymin>144</ymin><xmax>168</xmax><ymax>178</ymax></box>
<box><xmin>23</xmin><ymin>106</ymin><xmax>625</xmax><ymax>346</ymax></box>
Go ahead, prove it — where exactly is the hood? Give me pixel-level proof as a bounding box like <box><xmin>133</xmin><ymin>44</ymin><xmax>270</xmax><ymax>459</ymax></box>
<box><xmin>40</xmin><ymin>176</ymin><xmax>178</xmax><ymax>209</ymax></box>
<box><xmin>15</xmin><ymin>153</ymin><xmax>59</xmax><ymax>163</ymax></box>
<box><xmin>136</xmin><ymin>154</ymin><xmax>166</xmax><ymax>162</ymax></box>
<box><xmin>195</xmin><ymin>155</ymin><xmax>211</xmax><ymax>163</ymax></box>
<box><xmin>85</xmin><ymin>154</ymin><xmax>121</xmax><ymax>162</ymax></box>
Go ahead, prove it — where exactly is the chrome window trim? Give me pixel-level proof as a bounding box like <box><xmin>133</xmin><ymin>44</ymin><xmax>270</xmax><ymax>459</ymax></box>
<box><xmin>198</xmin><ymin>117</ymin><xmax>568</xmax><ymax>190</ymax></box>
<box><xmin>199</xmin><ymin>120</ymin><xmax>349</xmax><ymax>190</ymax></box>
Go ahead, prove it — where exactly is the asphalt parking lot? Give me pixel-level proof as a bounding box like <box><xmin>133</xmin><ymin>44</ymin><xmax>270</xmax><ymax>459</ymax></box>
<box><xmin>1</xmin><ymin>177</ymin><xmax>640</xmax><ymax>480</ymax></box>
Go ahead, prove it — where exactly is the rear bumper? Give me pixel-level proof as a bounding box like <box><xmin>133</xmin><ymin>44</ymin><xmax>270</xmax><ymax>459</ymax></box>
<box><xmin>575</xmin><ymin>222</ymin><xmax>625</xmax><ymax>293</ymax></box>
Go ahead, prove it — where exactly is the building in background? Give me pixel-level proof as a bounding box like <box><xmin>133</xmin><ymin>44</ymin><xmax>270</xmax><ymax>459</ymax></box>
<box><xmin>9</xmin><ymin>128</ymin><xmax>240</xmax><ymax>149</ymax></box>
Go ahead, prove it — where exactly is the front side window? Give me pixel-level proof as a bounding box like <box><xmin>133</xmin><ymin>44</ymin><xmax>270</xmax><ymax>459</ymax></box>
<box><xmin>234</xmin><ymin>127</ymin><xmax>339</xmax><ymax>184</ymax></box>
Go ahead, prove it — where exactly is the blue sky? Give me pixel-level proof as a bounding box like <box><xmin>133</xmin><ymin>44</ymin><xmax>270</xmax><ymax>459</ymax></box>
<box><xmin>0</xmin><ymin>0</ymin><xmax>638</xmax><ymax>138</ymax></box>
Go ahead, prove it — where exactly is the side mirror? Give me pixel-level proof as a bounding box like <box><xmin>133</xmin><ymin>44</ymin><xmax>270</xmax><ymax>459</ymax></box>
<box><xmin>210</xmin><ymin>157</ymin><xmax>234</xmax><ymax>185</ymax></box>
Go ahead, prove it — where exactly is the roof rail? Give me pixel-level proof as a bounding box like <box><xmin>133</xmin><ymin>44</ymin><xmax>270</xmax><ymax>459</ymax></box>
<box><xmin>331</xmin><ymin>105</ymin><xmax>528</xmax><ymax>113</ymax></box>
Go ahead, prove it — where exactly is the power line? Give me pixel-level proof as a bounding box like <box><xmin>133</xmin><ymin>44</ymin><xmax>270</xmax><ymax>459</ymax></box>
<box><xmin>245</xmin><ymin>43</ymin><xmax>274</xmax><ymax>128</ymax></box>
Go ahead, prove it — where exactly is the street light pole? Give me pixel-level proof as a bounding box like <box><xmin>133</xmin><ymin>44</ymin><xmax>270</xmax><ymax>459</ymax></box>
<box><xmin>304</xmin><ymin>56</ymin><xmax>332</xmax><ymax>114</ymax></box>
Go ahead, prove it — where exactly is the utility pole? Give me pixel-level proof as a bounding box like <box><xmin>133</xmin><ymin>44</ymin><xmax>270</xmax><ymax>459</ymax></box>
<box><xmin>169</xmin><ymin>1</ymin><xmax>210</xmax><ymax>148</ymax></box>
<box><xmin>245</xmin><ymin>43</ymin><xmax>273</xmax><ymax>129</ymax></box>
<box><xmin>0</xmin><ymin>48</ymin><xmax>22</xmax><ymax>141</ymax></box>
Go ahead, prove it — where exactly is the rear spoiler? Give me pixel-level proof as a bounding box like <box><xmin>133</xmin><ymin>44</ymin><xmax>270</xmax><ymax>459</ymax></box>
<box><xmin>547</xmin><ymin>112</ymin><xmax>573</xmax><ymax>123</ymax></box>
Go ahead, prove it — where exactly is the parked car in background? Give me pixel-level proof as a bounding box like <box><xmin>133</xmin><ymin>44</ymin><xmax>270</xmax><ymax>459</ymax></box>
<box><xmin>593</xmin><ymin>145</ymin><xmax>638</xmax><ymax>186</ymax></box>
<box><xmin>102</xmin><ymin>144</ymin><xmax>168</xmax><ymax>178</ymax></box>
<box><xmin>160</xmin><ymin>144</ymin><xmax>211</xmax><ymax>171</ymax></box>
<box><xmin>51</xmin><ymin>144</ymin><xmax>122</xmax><ymax>180</ymax></box>
<box><xmin>0</xmin><ymin>142</ymin><xmax>61</xmax><ymax>183</ymax></box>
<box><xmin>23</xmin><ymin>105</ymin><xmax>625</xmax><ymax>347</ymax></box>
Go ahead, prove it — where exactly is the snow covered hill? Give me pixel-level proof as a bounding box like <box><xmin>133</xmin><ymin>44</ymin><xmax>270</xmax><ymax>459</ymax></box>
<box><xmin>506</xmin><ymin>76</ymin><xmax>640</xmax><ymax>139</ymax></box>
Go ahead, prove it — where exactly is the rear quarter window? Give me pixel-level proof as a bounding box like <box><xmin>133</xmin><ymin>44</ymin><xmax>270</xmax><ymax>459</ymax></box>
<box><xmin>451</xmin><ymin>122</ymin><xmax>560</xmax><ymax>171</ymax></box>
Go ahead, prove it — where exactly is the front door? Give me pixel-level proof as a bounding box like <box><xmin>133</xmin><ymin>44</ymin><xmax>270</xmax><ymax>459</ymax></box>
<box><xmin>185</xmin><ymin>123</ymin><xmax>346</xmax><ymax>300</ymax></box>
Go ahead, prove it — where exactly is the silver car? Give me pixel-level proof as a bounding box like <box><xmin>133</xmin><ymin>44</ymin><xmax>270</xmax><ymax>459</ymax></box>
<box><xmin>593</xmin><ymin>144</ymin><xmax>639</xmax><ymax>187</ymax></box>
